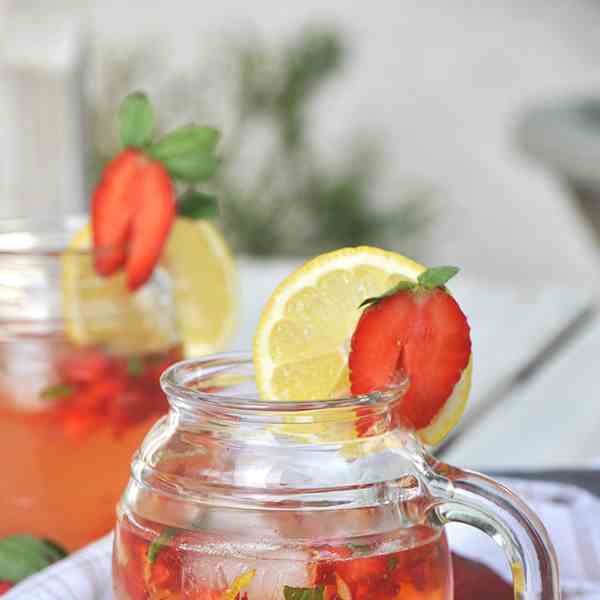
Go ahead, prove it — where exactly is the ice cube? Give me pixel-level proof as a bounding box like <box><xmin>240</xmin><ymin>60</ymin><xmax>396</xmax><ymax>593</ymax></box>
<box><xmin>182</xmin><ymin>542</ymin><xmax>312</xmax><ymax>600</ymax></box>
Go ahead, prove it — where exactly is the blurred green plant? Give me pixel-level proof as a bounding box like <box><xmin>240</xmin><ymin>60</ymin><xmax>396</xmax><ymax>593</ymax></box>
<box><xmin>88</xmin><ymin>27</ymin><xmax>430</xmax><ymax>256</ymax></box>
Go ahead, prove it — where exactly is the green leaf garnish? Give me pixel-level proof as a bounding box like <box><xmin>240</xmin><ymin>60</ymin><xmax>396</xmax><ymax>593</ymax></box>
<box><xmin>147</xmin><ymin>528</ymin><xmax>176</xmax><ymax>564</ymax></box>
<box><xmin>347</xmin><ymin>542</ymin><xmax>372</xmax><ymax>555</ymax></box>
<box><xmin>0</xmin><ymin>535</ymin><xmax>67</xmax><ymax>583</ymax></box>
<box><xmin>148</xmin><ymin>125</ymin><xmax>220</xmax><ymax>162</ymax></box>
<box><xmin>358</xmin><ymin>280</ymin><xmax>414</xmax><ymax>308</ymax></box>
<box><xmin>39</xmin><ymin>383</ymin><xmax>75</xmax><ymax>400</ymax></box>
<box><xmin>358</xmin><ymin>265</ymin><xmax>461</xmax><ymax>309</ymax></box>
<box><xmin>417</xmin><ymin>266</ymin><xmax>459</xmax><ymax>290</ymax></box>
<box><xmin>283</xmin><ymin>586</ymin><xmax>324</xmax><ymax>600</ymax></box>
<box><xmin>178</xmin><ymin>190</ymin><xmax>219</xmax><ymax>220</ymax></box>
<box><xmin>118</xmin><ymin>92</ymin><xmax>154</xmax><ymax>149</ymax></box>
<box><xmin>387</xmin><ymin>555</ymin><xmax>398</xmax><ymax>570</ymax></box>
<box><xmin>161</xmin><ymin>152</ymin><xmax>220</xmax><ymax>183</ymax></box>
<box><xmin>126</xmin><ymin>356</ymin><xmax>144</xmax><ymax>377</ymax></box>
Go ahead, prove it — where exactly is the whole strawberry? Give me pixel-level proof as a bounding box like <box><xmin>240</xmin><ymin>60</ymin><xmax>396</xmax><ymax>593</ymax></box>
<box><xmin>349</xmin><ymin>266</ymin><xmax>471</xmax><ymax>438</ymax></box>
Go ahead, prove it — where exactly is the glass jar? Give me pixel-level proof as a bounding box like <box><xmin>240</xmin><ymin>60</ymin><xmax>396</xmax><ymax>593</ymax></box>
<box><xmin>114</xmin><ymin>353</ymin><xmax>560</xmax><ymax>600</ymax></box>
<box><xmin>0</xmin><ymin>215</ymin><xmax>183</xmax><ymax>550</ymax></box>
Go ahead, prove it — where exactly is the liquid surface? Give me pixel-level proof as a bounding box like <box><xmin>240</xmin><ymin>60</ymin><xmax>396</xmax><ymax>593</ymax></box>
<box><xmin>0</xmin><ymin>333</ymin><xmax>182</xmax><ymax>550</ymax></box>
<box><xmin>114</xmin><ymin>511</ymin><xmax>453</xmax><ymax>600</ymax></box>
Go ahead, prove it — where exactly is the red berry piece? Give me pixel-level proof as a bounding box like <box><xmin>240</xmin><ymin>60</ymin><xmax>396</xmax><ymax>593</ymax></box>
<box><xmin>0</xmin><ymin>581</ymin><xmax>13</xmax><ymax>595</ymax></box>
<box><xmin>125</xmin><ymin>159</ymin><xmax>176</xmax><ymax>291</ymax></box>
<box><xmin>92</xmin><ymin>149</ymin><xmax>143</xmax><ymax>276</ymax></box>
<box><xmin>350</xmin><ymin>267</ymin><xmax>471</xmax><ymax>434</ymax></box>
<box><xmin>109</xmin><ymin>381</ymin><xmax>152</xmax><ymax>429</ymax></box>
<box><xmin>58</xmin><ymin>349</ymin><xmax>112</xmax><ymax>384</ymax></box>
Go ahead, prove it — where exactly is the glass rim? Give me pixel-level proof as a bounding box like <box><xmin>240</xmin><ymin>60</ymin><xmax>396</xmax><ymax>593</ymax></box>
<box><xmin>161</xmin><ymin>351</ymin><xmax>407</xmax><ymax>415</ymax></box>
<box><xmin>0</xmin><ymin>214</ymin><xmax>124</xmax><ymax>258</ymax></box>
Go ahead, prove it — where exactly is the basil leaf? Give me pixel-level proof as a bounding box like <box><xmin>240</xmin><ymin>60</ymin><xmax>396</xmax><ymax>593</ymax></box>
<box><xmin>147</xmin><ymin>528</ymin><xmax>176</xmax><ymax>564</ymax></box>
<box><xmin>347</xmin><ymin>542</ymin><xmax>371</xmax><ymax>555</ymax></box>
<box><xmin>148</xmin><ymin>125</ymin><xmax>220</xmax><ymax>161</ymax></box>
<box><xmin>417</xmin><ymin>266</ymin><xmax>459</xmax><ymax>290</ymax></box>
<box><xmin>178</xmin><ymin>190</ymin><xmax>219</xmax><ymax>220</ymax></box>
<box><xmin>0</xmin><ymin>536</ymin><xmax>67</xmax><ymax>583</ymax></box>
<box><xmin>126</xmin><ymin>356</ymin><xmax>144</xmax><ymax>377</ymax></box>
<box><xmin>162</xmin><ymin>152</ymin><xmax>219</xmax><ymax>183</ymax></box>
<box><xmin>119</xmin><ymin>92</ymin><xmax>154</xmax><ymax>148</ymax></box>
<box><xmin>283</xmin><ymin>585</ymin><xmax>324</xmax><ymax>600</ymax></box>
<box><xmin>39</xmin><ymin>383</ymin><xmax>75</xmax><ymax>400</ymax></box>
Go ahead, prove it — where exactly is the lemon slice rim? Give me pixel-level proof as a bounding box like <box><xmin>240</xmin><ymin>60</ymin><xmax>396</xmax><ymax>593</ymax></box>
<box><xmin>61</xmin><ymin>218</ymin><xmax>238</xmax><ymax>357</ymax></box>
<box><xmin>253</xmin><ymin>245</ymin><xmax>472</xmax><ymax>445</ymax></box>
<box><xmin>253</xmin><ymin>246</ymin><xmax>424</xmax><ymax>398</ymax></box>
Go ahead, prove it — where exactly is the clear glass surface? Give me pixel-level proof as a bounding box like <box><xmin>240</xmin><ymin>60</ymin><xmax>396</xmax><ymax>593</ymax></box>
<box><xmin>0</xmin><ymin>215</ymin><xmax>183</xmax><ymax>550</ymax></box>
<box><xmin>114</xmin><ymin>353</ymin><xmax>561</xmax><ymax>599</ymax></box>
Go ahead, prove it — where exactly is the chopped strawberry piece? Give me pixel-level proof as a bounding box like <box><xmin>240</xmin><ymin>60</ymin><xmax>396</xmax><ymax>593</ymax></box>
<box><xmin>109</xmin><ymin>381</ymin><xmax>152</xmax><ymax>428</ymax></box>
<box><xmin>0</xmin><ymin>581</ymin><xmax>13</xmax><ymax>595</ymax></box>
<box><xmin>350</xmin><ymin>288</ymin><xmax>471</xmax><ymax>431</ymax></box>
<box><xmin>61</xmin><ymin>411</ymin><xmax>101</xmax><ymax>441</ymax></box>
<box><xmin>335</xmin><ymin>555</ymin><xmax>388</xmax><ymax>584</ymax></box>
<box><xmin>125</xmin><ymin>159</ymin><xmax>176</xmax><ymax>291</ymax></box>
<box><xmin>322</xmin><ymin>585</ymin><xmax>338</xmax><ymax>600</ymax></box>
<box><xmin>142</xmin><ymin>348</ymin><xmax>182</xmax><ymax>386</ymax></box>
<box><xmin>74</xmin><ymin>377</ymin><xmax>128</xmax><ymax>413</ymax></box>
<box><xmin>58</xmin><ymin>349</ymin><xmax>113</xmax><ymax>384</ymax></box>
<box><xmin>312</xmin><ymin>545</ymin><xmax>353</xmax><ymax>585</ymax></box>
<box><xmin>92</xmin><ymin>149</ymin><xmax>143</xmax><ymax>276</ymax></box>
<box><xmin>147</xmin><ymin>543</ymin><xmax>182</xmax><ymax>591</ymax></box>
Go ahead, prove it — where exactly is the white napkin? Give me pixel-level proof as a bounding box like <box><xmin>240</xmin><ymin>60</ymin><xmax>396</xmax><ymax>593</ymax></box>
<box><xmin>5</xmin><ymin>477</ymin><xmax>600</xmax><ymax>599</ymax></box>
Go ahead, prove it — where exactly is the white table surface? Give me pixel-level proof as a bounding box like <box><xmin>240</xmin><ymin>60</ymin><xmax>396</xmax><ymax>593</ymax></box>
<box><xmin>231</xmin><ymin>257</ymin><xmax>598</xmax><ymax>469</ymax></box>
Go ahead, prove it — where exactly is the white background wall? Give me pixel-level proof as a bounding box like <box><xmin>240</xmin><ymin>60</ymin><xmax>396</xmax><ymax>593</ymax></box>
<box><xmin>3</xmin><ymin>0</ymin><xmax>600</xmax><ymax>287</ymax></box>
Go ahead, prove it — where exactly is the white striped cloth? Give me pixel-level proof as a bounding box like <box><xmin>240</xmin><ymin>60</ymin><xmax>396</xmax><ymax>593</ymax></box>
<box><xmin>5</xmin><ymin>478</ymin><xmax>600</xmax><ymax>599</ymax></box>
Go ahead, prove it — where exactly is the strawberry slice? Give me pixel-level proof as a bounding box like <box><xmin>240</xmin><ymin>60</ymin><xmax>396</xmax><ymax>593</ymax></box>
<box><xmin>349</xmin><ymin>292</ymin><xmax>415</xmax><ymax>396</ymax></box>
<box><xmin>125</xmin><ymin>158</ymin><xmax>176</xmax><ymax>291</ymax></box>
<box><xmin>58</xmin><ymin>348</ymin><xmax>113</xmax><ymax>384</ymax></box>
<box><xmin>349</xmin><ymin>267</ymin><xmax>471</xmax><ymax>432</ymax></box>
<box><xmin>91</xmin><ymin>92</ymin><xmax>219</xmax><ymax>289</ymax></box>
<box><xmin>335</xmin><ymin>555</ymin><xmax>388</xmax><ymax>584</ymax></box>
<box><xmin>92</xmin><ymin>149</ymin><xmax>142</xmax><ymax>276</ymax></box>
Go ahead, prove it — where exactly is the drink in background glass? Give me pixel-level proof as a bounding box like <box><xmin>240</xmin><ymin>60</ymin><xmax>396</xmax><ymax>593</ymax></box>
<box><xmin>113</xmin><ymin>354</ymin><xmax>560</xmax><ymax>600</ymax></box>
<box><xmin>0</xmin><ymin>216</ymin><xmax>182</xmax><ymax>550</ymax></box>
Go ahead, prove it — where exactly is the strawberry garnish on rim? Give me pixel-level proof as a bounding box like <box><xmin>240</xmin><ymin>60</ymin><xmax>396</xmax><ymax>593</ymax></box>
<box><xmin>349</xmin><ymin>266</ymin><xmax>471</xmax><ymax>440</ymax></box>
<box><xmin>91</xmin><ymin>92</ymin><xmax>220</xmax><ymax>291</ymax></box>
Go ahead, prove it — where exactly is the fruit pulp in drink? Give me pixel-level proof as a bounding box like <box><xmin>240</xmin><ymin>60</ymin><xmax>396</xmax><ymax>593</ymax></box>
<box><xmin>114</xmin><ymin>510</ymin><xmax>452</xmax><ymax>600</ymax></box>
<box><xmin>0</xmin><ymin>332</ymin><xmax>182</xmax><ymax>550</ymax></box>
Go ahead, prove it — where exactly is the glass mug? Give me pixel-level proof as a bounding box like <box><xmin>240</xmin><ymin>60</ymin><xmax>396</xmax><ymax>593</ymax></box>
<box><xmin>113</xmin><ymin>353</ymin><xmax>560</xmax><ymax>600</ymax></box>
<box><xmin>0</xmin><ymin>216</ymin><xmax>183</xmax><ymax>550</ymax></box>
<box><xmin>114</xmin><ymin>353</ymin><xmax>560</xmax><ymax>599</ymax></box>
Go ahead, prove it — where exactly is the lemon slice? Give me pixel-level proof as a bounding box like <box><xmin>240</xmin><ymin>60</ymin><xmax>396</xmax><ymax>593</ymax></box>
<box><xmin>62</xmin><ymin>218</ymin><xmax>237</xmax><ymax>356</ymax></box>
<box><xmin>253</xmin><ymin>246</ymin><xmax>471</xmax><ymax>444</ymax></box>
<box><xmin>162</xmin><ymin>218</ymin><xmax>237</xmax><ymax>356</ymax></box>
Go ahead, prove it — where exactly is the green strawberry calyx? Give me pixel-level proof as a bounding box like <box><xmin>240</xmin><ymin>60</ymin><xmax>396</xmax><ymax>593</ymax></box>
<box><xmin>359</xmin><ymin>265</ymin><xmax>459</xmax><ymax>308</ymax></box>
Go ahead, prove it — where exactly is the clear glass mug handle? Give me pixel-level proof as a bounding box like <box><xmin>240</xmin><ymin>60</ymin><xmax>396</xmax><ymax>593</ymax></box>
<box><xmin>421</xmin><ymin>457</ymin><xmax>561</xmax><ymax>599</ymax></box>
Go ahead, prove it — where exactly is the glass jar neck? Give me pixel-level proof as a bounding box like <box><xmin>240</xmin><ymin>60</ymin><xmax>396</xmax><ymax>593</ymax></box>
<box><xmin>161</xmin><ymin>353</ymin><xmax>409</xmax><ymax>443</ymax></box>
<box><xmin>0</xmin><ymin>215</ymin><xmax>179</xmax><ymax>350</ymax></box>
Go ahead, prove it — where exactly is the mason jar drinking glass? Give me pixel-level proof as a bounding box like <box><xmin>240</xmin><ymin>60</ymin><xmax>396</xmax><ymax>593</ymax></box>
<box><xmin>113</xmin><ymin>353</ymin><xmax>560</xmax><ymax>600</ymax></box>
<box><xmin>0</xmin><ymin>215</ymin><xmax>183</xmax><ymax>550</ymax></box>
